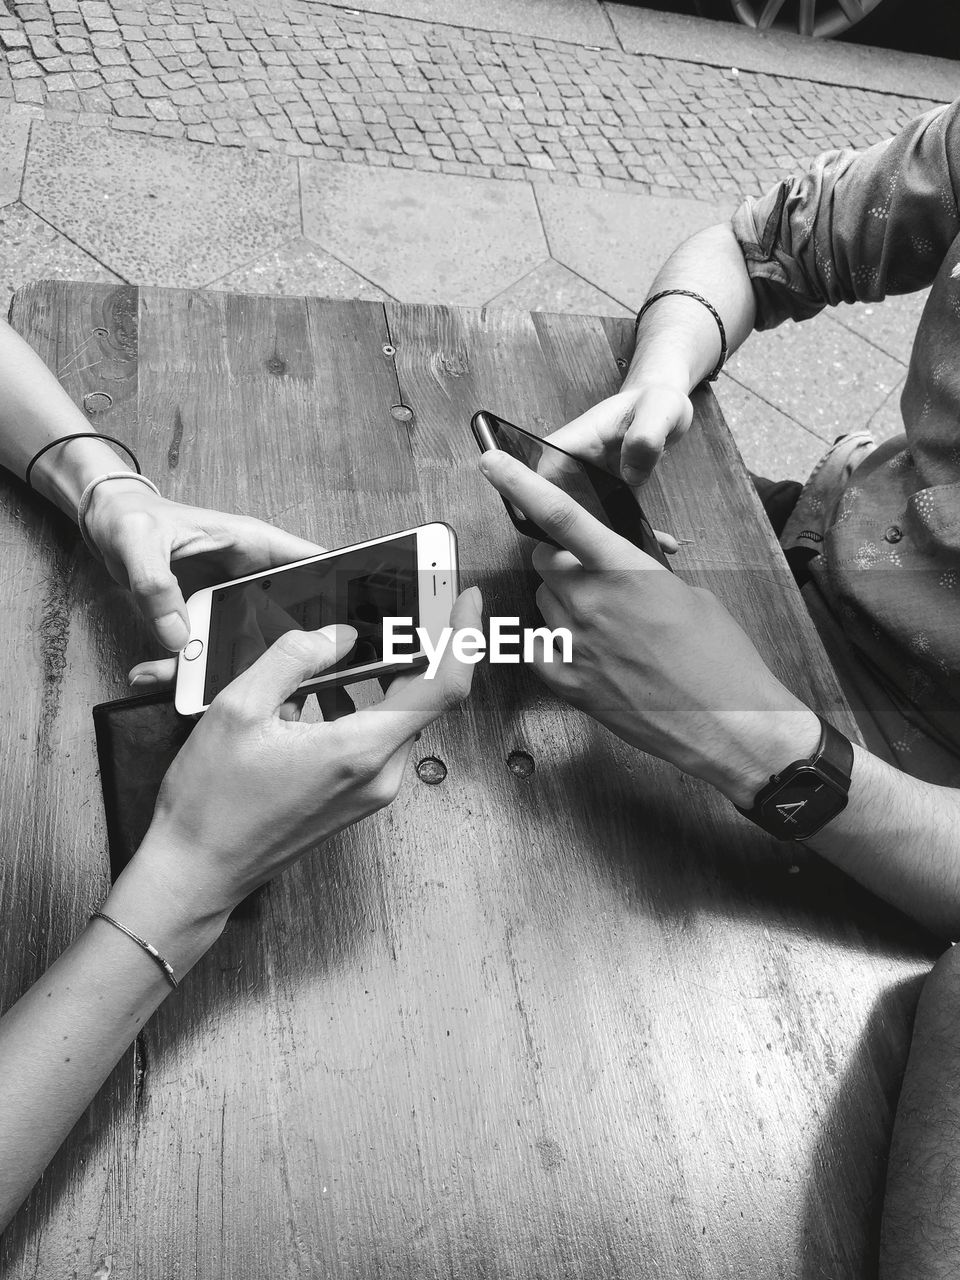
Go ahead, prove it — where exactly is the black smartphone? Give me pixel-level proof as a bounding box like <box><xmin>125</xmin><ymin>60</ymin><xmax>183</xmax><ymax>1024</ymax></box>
<box><xmin>471</xmin><ymin>410</ymin><xmax>672</xmax><ymax>569</ymax></box>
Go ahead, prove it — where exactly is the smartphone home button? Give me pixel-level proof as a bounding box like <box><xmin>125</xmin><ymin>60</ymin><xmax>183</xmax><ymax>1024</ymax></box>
<box><xmin>182</xmin><ymin>639</ymin><xmax>204</xmax><ymax>661</ymax></box>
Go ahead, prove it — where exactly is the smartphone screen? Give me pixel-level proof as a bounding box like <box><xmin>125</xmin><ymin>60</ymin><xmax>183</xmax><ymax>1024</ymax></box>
<box><xmin>471</xmin><ymin>411</ymin><xmax>671</xmax><ymax>567</ymax></box>
<box><xmin>203</xmin><ymin>533</ymin><xmax>420</xmax><ymax>704</ymax></box>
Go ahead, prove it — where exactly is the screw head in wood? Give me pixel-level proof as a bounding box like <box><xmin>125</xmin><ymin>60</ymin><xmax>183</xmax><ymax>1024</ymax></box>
<box><xmin>507</xmin><ymin>750</ymin><xmax>535</xmax><ymax>779</ymax></box>
<box><xmin>416</xmin><ymin>756</ymin><xmax>447</xmax><ymax>785</ymax></box>
<box><xmin>83</xmin><ymin>391</ymin><xmax>113</xmax><ymax>413</ymax></box>
<box><xmin>391</xmin><ymin>403</ymin><xmax>414</xmax><ymax>423</ymax></box>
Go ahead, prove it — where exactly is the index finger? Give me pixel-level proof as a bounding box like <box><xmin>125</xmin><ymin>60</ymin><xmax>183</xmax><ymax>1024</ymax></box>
<box><xmin>351</xmin><ymin>587</ymin><xmax>482</xmax><ymax>753</ymax></box>
<box><xmin>478</xmin><ymin>450</ymin><xmax>629</xmax><ymax>570</ymax></box>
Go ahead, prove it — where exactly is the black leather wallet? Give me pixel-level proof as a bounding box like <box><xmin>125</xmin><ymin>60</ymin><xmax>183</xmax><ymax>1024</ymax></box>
<box><xmin>93</xmin><ymin>689</ymin><xmax>196</xmax><ymax>882</ymax></box>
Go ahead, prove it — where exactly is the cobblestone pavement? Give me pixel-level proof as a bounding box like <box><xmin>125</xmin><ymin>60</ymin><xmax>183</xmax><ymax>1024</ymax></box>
<box><xmin>0</xmin><ymin>0</ymin><xmax>943</xmax><ymax>200</ymax></box>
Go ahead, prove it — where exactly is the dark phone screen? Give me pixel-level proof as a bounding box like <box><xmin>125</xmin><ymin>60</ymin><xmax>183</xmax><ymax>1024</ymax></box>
<box><xmin>203</xmin><ymin>534</ymin><xmax>419</xmax><ymax>704</ymax></box>
<box><xmin>473</xmin><ymin>412</ymin><xmax>667</xmax><ymax>562</ymax></box>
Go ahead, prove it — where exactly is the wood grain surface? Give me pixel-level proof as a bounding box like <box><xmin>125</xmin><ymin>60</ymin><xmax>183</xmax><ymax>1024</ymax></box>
<box><xmin>0</xmin><ymin>283</ymin><xmax>937</xmax><ymax>1279</ymax></box>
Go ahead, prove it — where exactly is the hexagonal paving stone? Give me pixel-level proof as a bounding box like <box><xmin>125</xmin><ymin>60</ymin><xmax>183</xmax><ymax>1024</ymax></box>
<box><xmin>713</xmin><ymin>373</ymin><xmax>831</xmax><ymax>483</ymax></box>
<box><xmin>0</xmin><ymin>201</ymin><xmax>120</xmax><ymax>306</ymax></box>
<box><xmin>830</xmin><ymin>288</ymin><xmax>929</xmax><ymax>365</ymax></box>
<box><xmin>207</xmin><ymin>236</ymin><xmax>391</xmax><ymax>300</ymax></box>
<box><xmin>300</xmin><ymin>159</ymin><xmax>547</xmax><ymax>307</ymax></box>
<box><xmin>865</xmin><ymin>376</ymin><xmax>908</xmax><ymax>445</ymax></box>
<box><xmin>22</xmin><ymin>120</ymin><xmax>300</xmax><ymax>287</ymax></box>
<box><xmin>486</xmin><ymin>259</ymin><xmax>632</xmax><ymax>317</ymax></box>
<box><xmin>535</xmin><ymin>186</ymin><xmax>737</xmax><ymax>310</ymax></box>
<box><xmin>724</xmin><ymin>309</ymin><xmax>905</xmax><ymax>443</ymax></box>
<box><xmin>0</xmin><ymin>111</ymin><xmax>31</xmax><ymax>209</ymax></box>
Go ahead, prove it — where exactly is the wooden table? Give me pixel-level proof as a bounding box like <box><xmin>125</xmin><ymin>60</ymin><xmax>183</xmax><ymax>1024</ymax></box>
<box><xmin>0</xmin><ymin>283</ymin><xmax>935</xmax><ymax>1277</ymax></box>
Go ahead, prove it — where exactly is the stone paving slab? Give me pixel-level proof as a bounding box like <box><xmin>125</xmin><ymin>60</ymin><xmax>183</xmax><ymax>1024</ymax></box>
<box><xmin>0</xmin><ymin>0</ymin><xmax>942</xmax><ymax>203</ymax></box>
<box><xmin>723</xmin><ymin>308</ymin><xmax>905</xmax><ymax>443</ymax></box>
<box><xmin>324</xmin><ymin>0</ymin><xmax>618</xmax><ymax>48</ymax></box>
<box><xmin>207</xmin><ymin>236</ymin><xmax>392</xmax><ymax>299</ymax></box>
<box><xmin>535</xmin><ymin>186</ymin><xmax>735</xmax><ymax>309</ymax></box>
<box><xmin>865</xmin><ymin>376</ymin><xmax>908</xmax><ymax>445</ymax></box>
<box><xmin>829</xmin><ymin>288</ymin><xmax>929</xmax><ymax>365</ymax></box>
<box><xmin>300</xmin><ymin>159</ymin><xmax>548</xmax><ymax>305</ymax></box>
<box><xmin>0</xmin><ymin>200</ymin><xmax>120</xmax><ymax>306</ymax></box>
<box><xmin>712</xmin><ymin>372</ymin><xmax>830</xmax><ymax>482</ymax></box>
<box><xmin>603</xmin><ymin>5</ymin><xmax>960</xmax><ymax>102</ymax></box>
<box><xmin>21</xmin><ymin>119</ymin><xmax>300</xmax><ymax>286</ymax></box>
<box><xmin>0</xmin><ymin>112</ymin><xmax>30</xmax><ymax>207</ymax></box>
<box><xmin>486</xmin><ymin>259</ymin><xmax>631</xmax><ymax>315</ymax></box>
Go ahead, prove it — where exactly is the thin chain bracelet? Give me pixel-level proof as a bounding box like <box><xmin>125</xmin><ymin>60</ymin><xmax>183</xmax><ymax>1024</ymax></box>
<box><xmin>90</xmin><ymin>909</ymin><xmax>179</xmax><ymax>991</ymax></box>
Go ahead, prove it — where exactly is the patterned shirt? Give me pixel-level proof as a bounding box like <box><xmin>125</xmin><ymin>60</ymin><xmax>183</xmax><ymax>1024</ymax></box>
<box><xmin>731</xmin><ymin>101</ymin><xmax>960</xmax><ymax>786</ymax></box>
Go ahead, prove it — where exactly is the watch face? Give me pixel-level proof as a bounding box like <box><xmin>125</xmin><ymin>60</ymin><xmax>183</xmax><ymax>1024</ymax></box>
<box><xmin>758</xmin><ymin>766</ymin><xmax>848</xmax><ymax>840</ymax></box>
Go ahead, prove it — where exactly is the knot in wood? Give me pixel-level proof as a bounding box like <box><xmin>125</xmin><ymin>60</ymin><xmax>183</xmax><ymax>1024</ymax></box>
<box><xmin>416</xmin><ymin>756</ymin><xmax>447</xmax><ymax>785</ymax></box>
<box><xmin>266</xmin><ymin>355</ymin><xmax>287</xmax><ymax>376</ymax></box>
<box><xmin>507</xmin><ymin>750</ymin><xmax>535</xmax><ymax>779</ymax></box>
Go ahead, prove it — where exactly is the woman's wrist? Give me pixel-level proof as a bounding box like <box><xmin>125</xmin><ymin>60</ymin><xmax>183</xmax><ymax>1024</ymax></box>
<box><xmin>101</xmin><ymin>834</ymin><xmax>232</xmax><ymax>981</ymax></box>
<box><xmin>30</xmin><ymin>435</ymin><xmax>142</xmax><ymax>519</ymax></box>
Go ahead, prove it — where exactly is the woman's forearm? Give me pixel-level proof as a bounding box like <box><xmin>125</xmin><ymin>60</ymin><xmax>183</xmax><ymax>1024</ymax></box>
<box><xmin>0</xmin><ymin>317</ymin><xmax>139</xmax><ymax>517</ymax></box>
<box><xmin>0</xmin><ymin>849</ymin><xmax>227</xmax><ymax>1230</ymax></box>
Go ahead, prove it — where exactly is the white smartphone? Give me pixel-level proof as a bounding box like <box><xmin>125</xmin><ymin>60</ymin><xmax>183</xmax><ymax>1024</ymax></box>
<box><xmin>174</xmin><ymin>523</ymin><xmax>459</xmax><ymax>716</ymax></box>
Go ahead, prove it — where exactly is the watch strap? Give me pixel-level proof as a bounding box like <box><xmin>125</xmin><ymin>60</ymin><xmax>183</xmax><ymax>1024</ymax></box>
<box><xmin>810</xmin><ymin>716</ymin><xmax>854</xmax><ymax>792</ymax></box>
<box><xmin>734</xmin><ymin>714</ymin><xmax>853</xmax><ymax>840</ymax></box>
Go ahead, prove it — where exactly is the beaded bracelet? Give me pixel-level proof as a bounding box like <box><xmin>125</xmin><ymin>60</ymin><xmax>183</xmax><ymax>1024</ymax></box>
<box><xmin>633</xmin><ymin>288</ymin><xmax>728</xmax><ymax>383</ymax></box>
<box><xmin>90</xmin><ymin>909</ymin><xmax>179</xmax><ymax>991</ymax></box>
<box><xmin>76</xmin><ymin>472</ymin><xmax>161</xmax><ymax>560</ymax></box>
<box><xmin>24</xmin><ymin>432</ymin><xmax>143</xmax><ymax>492</ymax></box>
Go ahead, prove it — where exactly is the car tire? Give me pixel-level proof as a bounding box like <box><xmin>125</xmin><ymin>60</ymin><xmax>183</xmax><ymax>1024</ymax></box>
<box><xmin>693</xmin><ymin>0</ymin><xmax>909</xmax><ymax>40</ymax></box>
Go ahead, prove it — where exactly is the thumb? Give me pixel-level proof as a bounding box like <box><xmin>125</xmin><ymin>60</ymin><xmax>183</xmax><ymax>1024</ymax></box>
<box><xmin>121</xmin><ymin>544</ymin><xmax>192</xmax><ymax>652</ymax></box>
<box><xmin>620</xmin><ymin>384</ymin><xmax>693</xmax><ymax>486</ymax></box>
<box><xmin>216</xmin><ymin>625</ymin><xmax>358</xmax><ymax>720</ymax></box>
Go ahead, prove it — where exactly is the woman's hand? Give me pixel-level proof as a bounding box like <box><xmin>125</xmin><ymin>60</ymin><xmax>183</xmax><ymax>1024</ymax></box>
<box><xmin>106</xmin><ymin>587</ymin><xmax>483</xmax><ymax>961</ymax></box>
<box><xmin>82</xmin><ymin>481</ymin><xmax>326</xmax><ymax>653</ymax></box>
<box><xmin>546</xmin><ymin>383</ymin><xmax>694</xmax><ymax>487</ymax></box>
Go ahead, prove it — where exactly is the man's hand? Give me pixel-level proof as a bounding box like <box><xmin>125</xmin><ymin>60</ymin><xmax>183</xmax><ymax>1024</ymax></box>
<box><xmin>546</xmin><ymin>383</ymin><xmax>694</xmax><ymax>487</ymax></box>
<box><xmin>478</xmin><ymin>451</ymin><xmax>819</xmax><ymax>805</ymax></box>
<box><xmin>82</xmin><ymin>483</ymin><xmax>326</xmax><ymax>655</ymax></box>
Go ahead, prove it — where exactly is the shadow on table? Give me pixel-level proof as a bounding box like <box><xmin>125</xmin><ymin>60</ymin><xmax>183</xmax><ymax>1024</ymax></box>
<box><xmin>798</xmin><ymin>972</ymin><xmax>928</xmax><ymax>1278</ymax></box>
<box><xmin>545</xmin><ymin>748</ymin><xmax>939</xmax><ymax>957</ymax></box>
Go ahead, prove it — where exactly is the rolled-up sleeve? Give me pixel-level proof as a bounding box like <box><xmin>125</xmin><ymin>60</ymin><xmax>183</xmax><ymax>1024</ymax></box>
<box><xmin>731</xmin><ymin>101</ymin><xmax>960</xmax><ymax>330</ymax></box>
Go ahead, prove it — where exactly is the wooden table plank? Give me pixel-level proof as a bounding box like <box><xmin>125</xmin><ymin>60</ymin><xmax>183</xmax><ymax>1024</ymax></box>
<box><xmin>0</xmin><ymin>284</ymin><xmax>935</xmax><ymax>1279</ymax></box>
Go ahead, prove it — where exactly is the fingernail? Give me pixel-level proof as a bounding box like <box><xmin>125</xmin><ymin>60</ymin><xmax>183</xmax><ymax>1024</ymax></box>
<box><xmin>130</xmin><ymin>671</ymin><xmax>158</xmax><ymax>687</ymax></box>
<box><xmin>318</xmin><ymin>624</ymin><xmax>358</xmax><ymax>646</ymax></box>
<box><xmin>468</xmin><ymin>585</ymin><xmax>483</xmax><ymax>612</ymax></box>
<box><xmin>622</xmin><ymin>465</ymin><xmax>645</xmax><ymax>485</ymax></box>
<box><xmin>156</xmin><ymin>612</ymin><xmax>189</xmax><ymax>651</ymax></box>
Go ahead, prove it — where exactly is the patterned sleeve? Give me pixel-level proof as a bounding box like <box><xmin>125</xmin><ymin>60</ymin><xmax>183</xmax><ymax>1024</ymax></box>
<box><xmin>730</xmin><ymin>101</ymin><xmax>960</xmax><ymax>330</ymax></box>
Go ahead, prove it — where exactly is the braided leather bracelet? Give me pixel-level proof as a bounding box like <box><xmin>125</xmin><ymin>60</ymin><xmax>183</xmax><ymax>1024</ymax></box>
<box><xmin>633</xmin><ymin>288</ymin><xmax>728</xmax><ymax>383</ymax></box>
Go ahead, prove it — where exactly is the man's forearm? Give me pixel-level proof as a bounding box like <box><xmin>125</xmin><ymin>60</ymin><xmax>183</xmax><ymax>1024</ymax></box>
<box><xmin>622</xmin><ymin>222</ymin><xmax>757</xmax><ymax>395</ymax></box>
<box><xmin>879</xmin><ymin>943</ymin><xmax>960</xmax><ymax>1279</ymax></box>
<box><xmin>719</xmin><ymin>706</ymin><xmax>960</xmax><ymax>940</ymax></box>
<box><xmin>808</xmin><ymin>747</ymin><xmax>960</xmax><ymax>941</ymax></box>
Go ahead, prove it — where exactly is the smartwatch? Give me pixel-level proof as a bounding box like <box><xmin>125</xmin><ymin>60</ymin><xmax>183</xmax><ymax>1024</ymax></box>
<box><xmin>735</xmin><ymin>716</ymin><xmax>853</xmax><ymax>841</ymax></box>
